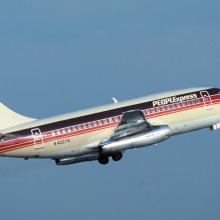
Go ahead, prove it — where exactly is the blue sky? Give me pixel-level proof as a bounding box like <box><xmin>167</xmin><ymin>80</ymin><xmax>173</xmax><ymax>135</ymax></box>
<box><xmin>0</xmin><ymin>0</ymin><xmax>220</xmax><ymax>219</ymax></box>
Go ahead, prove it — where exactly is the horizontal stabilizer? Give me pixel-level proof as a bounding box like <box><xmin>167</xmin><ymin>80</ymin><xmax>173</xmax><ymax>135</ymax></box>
<box><xmin>0</xmin><ymin>103</ymin><xmax>36</xmax><ymax>131</ymax></box>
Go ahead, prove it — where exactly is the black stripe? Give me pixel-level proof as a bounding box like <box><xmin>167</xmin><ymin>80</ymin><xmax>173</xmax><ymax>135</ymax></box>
<box><xmin>9</xmin><ymin>88</ymin><xmax>220</xmax><ymax>137</ymax></box>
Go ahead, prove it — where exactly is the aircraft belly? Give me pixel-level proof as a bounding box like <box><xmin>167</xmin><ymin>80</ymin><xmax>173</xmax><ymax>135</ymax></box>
<box><xmin>1</xmin><ymin>102</ymin><xmax>220</xmax><ymax>159</ymax></box>
<box><xmin>0</xmin><ymin>144</ymin><xmax>36</xmax><ymax>158</ymax></box>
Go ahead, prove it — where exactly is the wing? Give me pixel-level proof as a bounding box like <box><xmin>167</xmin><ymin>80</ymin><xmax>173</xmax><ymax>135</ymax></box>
<box><xmin>100</xmin><ymin>110</ymin><xmax>151</xmax><ymax>145</ymax></box>
<box><xmin>55</xmin><ymin>110</ymin><xmax>171</xmax><ymax>165</ymax></box>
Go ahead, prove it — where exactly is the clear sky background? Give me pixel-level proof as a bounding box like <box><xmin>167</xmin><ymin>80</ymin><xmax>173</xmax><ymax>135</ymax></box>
<box><xmin>0</xmin><ymin>0</ymin><xmax>219</xmax><ymax>219</ymax></box>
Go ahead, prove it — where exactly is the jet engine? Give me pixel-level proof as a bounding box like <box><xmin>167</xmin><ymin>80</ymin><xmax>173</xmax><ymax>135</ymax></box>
<box><xmin>55</xmin><ymin>125</ymin><xmax>171</xmax><ymax>166</ymax></box>
<box><xmin>101</xmin><ymin>125</ymin><xmax>171</xmax><ymax>154</ymax></box>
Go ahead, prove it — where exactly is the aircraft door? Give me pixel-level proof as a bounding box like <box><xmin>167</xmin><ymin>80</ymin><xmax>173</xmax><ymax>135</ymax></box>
<box><xmin>31</xmin><ymin>128</ymin><xmax>44</xmax><ymax>150</ymax></box>
<box><xmin>200</xmin><ymin>91</ymin><xmax>213</xmax><ymax>110</ymax></box>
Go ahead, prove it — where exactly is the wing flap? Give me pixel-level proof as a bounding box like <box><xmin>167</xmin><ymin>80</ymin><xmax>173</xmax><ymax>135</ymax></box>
<box><xmin>100</xmin><ymin>110</ymin><xmax>151</xmax><ymax>145</ymax></box>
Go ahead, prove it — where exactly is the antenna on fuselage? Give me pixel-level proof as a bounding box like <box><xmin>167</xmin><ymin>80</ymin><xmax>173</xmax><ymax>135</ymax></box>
<box><xmin>112</xmin><ymin>97</ymin><xmax>119</xmax><ymax>104</ymax></box>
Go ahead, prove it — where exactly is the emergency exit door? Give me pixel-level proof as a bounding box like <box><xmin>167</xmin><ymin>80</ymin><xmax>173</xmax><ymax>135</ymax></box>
<box><xmin>200</xmin><ymin>91</ymin><xmax>213</xmax><ymax>110</ymax></box>
<box><xmin>31</xmin><ymin>128</ymin><xmax>44</xmax><ymax>150</ymax></box>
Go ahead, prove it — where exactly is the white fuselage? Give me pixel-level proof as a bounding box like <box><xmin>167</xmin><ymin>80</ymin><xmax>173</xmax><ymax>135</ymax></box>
<box><xmin>0</xmin><ymin>87</ymin><xmax>220</xmax><ymax>162</ymax></box>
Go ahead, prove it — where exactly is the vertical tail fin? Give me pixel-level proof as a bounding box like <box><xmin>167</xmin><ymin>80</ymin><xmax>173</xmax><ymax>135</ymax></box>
<box><xmin>0</xmin><ymin>103</ymin><xmax>36</xmax><ymax>131</ymax></box>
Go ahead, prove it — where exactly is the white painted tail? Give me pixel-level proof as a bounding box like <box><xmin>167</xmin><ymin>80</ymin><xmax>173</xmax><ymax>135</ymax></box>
<box><xmin>0</xmin><ymin>103</ymin><xmax>36</xmax><ymax>131</ymax></box>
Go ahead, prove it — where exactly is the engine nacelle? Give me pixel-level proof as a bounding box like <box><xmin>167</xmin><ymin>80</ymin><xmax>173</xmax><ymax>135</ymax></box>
<box><xmin>101</xmin><ymin>125</ymin><xmax>171</xmax><ymax>154</ymax></box>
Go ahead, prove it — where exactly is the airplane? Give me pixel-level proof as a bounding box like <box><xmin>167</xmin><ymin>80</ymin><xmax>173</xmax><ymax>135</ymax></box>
<box><xmin>0</xmin><ymin>87</ymin><xmax>220</xmax><ymax>166</ymax></box>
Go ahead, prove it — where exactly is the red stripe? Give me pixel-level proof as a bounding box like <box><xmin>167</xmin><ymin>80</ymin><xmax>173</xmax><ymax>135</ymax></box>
<box><xmin>0</xmin><ymin>123</ymin><xmax>118</xmax><ymax>153</ymax></box>
<box><xmin>1</xmin><ymin>98</ymin><xmax>220</xmax><ymax>154</ymax></box>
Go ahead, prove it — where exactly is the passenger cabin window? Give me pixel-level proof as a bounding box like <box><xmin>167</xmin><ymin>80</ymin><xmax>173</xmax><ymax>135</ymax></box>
<box><xmin>182</xmin><ymin>102</ymin><xmax>186</xmax><ymax>107</ymax></box>
<box><xmin>112</xmin><ymin>117</ymin><xmax>117</xmax><ymax>123</ymax></box>
<box><xmin>98</xmin><ymin>120</ymin><xmax>102</xmax><ymax>125</ymax></box>
<box><xmin>146</xmin><ymin>109</ymin><xmax>151</xmax><ymax>115</ymax></box>
<box><xmin>155</xmin><ymin>107</ymin><xmax>160</xmax><ymax>112</ymax></box>
<box><xmin>166</xmin><ymin>105</ymin><xmax>170</xmax><ymax>110</ymax></box>
<box><xmin>161</xmin><ymin>106</ymin><xmax>165</xmax><ymax>111</ymax></box>
<box><xmin>191</xmin><ymin>99</ymin><xmax>196</xmax><ymax>105</ymax></box>
<box><xmin>177</xmin><ymin>103</ymin><xmax>181</xmax><ymax>108</ymax></box>
<box><xmin>62</xmin><ymin>128</ymin><xmax>67</xmax><ymax>134</ymax></box>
